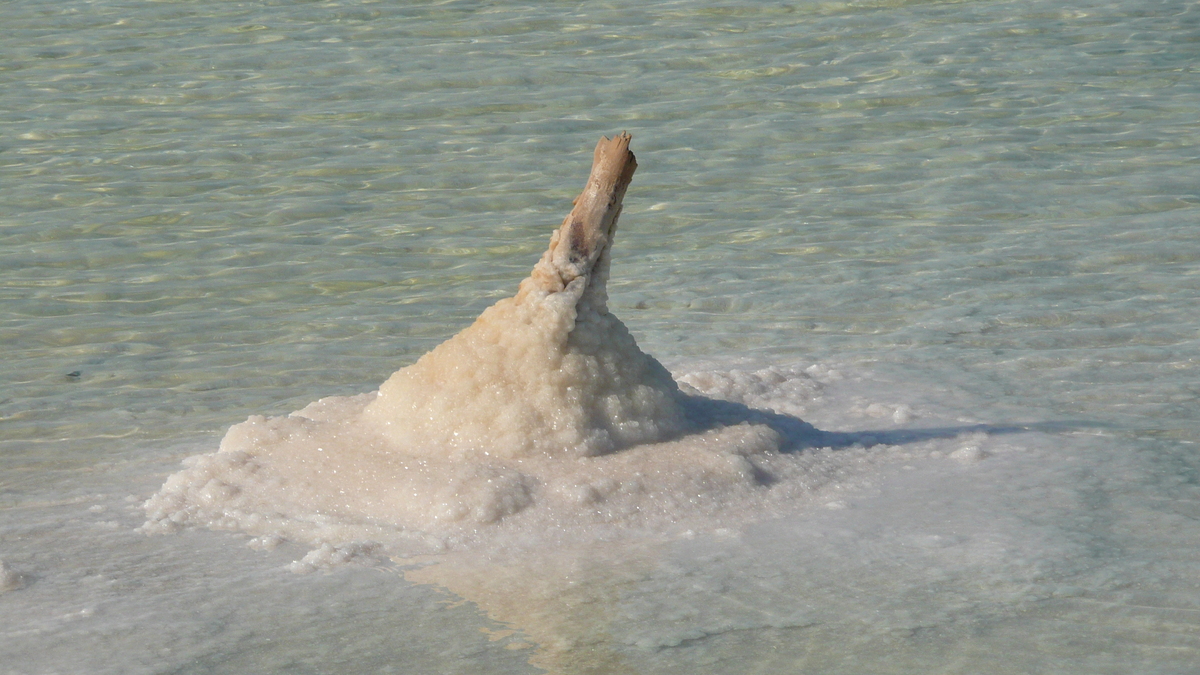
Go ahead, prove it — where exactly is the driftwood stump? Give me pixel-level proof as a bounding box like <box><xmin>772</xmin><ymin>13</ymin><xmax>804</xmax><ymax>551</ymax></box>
<box><xmin>525</xmin><ymin>132</ymin><xmax>637</xmax><ymax>296</ymax></box>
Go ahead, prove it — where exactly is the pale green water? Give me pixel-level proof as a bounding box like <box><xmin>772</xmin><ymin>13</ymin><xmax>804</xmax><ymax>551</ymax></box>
<box><xmin>2</xmin><ymin>0</ymin><xmax>1199</xmax><ymax>672</ymax></box>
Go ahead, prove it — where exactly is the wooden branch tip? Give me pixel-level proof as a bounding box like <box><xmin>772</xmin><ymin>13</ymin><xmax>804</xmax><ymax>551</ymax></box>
<box><xmin>525</xmin><ymin>134</ymin><xmax>640</xmax><ymax>295</ymax></box>
<box><xmin>558</xmin><ymin>133</ymin><xmax>637</xmax><ymax>271</ymax></box>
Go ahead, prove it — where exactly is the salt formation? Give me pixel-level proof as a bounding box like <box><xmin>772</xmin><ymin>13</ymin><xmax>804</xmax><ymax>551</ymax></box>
<box><xmin>143</xmin><ymin>134</ymin><xmax>808</xmax><ymax>551</ymax></box>
<box><xmin>362</xmin><ymin>132</ymin><xmax>688</xmax><ymax>460</ymax></box>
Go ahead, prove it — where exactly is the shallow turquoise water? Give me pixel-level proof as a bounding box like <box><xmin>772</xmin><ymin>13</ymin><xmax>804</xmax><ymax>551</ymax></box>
<box><xmin>2</xmin><ymin>0</ymin><xmax>1199</xmax><ymax>672</ymax></box>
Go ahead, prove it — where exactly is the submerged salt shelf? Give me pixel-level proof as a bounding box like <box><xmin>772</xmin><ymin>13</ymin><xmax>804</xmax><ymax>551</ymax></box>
<box><xmin>9</xmin><ymin>358</ymin><xmax>1192</xmax><ymax>675</ymax></box>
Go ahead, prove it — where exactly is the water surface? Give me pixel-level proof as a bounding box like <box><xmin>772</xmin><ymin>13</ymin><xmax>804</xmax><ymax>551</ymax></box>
<box><xmin>2</xmin><ymin>0</ymin><xmax>1198</xmax><ymax>672</ymax></box>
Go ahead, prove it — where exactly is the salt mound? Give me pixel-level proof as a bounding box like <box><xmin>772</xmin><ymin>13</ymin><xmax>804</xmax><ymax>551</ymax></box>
<box><xmin>142</xmin><ymin>135</ymin><xmax>816</xmax><ymax>553</ymax></box>
<box><xmin>363</xmin><ymin>134</ymin><xmax>687</xmax><ymax>460</ymax></box>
